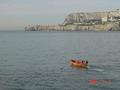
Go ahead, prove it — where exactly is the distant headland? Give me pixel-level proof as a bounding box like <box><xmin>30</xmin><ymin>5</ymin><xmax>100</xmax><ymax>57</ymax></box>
<box><xmin>25</xmin><ymin>9</ymin><xmax>120</xmax><ymax>31</ymax></box>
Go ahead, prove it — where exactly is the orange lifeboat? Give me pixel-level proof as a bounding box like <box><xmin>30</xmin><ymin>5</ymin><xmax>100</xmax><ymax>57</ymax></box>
<box><xmin>70</xmin><ymin>59</ymin><xmax>88</xmax><ymax>68</ymax></box>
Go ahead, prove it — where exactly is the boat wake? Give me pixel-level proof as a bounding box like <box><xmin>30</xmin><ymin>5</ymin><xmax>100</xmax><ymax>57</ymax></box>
<box><xmin>88</xmin><ymin>65</ymin><xmax>105</xmax><ymax>72</ymax></box>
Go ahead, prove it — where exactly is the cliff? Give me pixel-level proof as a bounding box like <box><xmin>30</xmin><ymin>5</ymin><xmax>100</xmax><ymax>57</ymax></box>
<box><xmin>25</xmin><ymin>9</ymin><xmax>120</xmax><ymax>31</ymax></box>
<box><xmin>63</xmin><ymin>10</ymin><xmax>120</xmax><ymax>25</ymax></box>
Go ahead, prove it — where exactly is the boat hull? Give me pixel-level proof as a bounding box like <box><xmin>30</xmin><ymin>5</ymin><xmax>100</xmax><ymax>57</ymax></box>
<box><xmin>70</xmin><ymin>60</ymin><xmax>88</xmax><ymax>68</ymax></box>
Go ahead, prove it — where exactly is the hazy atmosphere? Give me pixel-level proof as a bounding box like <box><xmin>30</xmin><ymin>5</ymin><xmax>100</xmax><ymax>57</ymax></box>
<box><xmin>0</xmin><ymin>0</ymin><xmax>120</xmax><ymax>30</ymax></box>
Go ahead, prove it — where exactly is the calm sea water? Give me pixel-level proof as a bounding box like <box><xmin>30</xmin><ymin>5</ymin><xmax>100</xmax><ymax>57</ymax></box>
<box><xmin>0</xmin><ymin>31</ymin><xmax>120</xmax><ymax>90</ymax></box>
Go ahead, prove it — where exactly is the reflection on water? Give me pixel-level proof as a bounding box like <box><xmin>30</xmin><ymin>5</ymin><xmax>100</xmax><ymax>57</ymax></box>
<box><xmin>0</xmin><ymin>31</ymin><xmax>120</xmax><ymax>90</ymax></box>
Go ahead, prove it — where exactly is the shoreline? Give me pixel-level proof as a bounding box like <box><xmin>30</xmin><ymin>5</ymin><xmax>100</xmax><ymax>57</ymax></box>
<box><xmin>25</xmin><ymin>9</ymin><xmax>120</xmax><ymax>31</ymax></box>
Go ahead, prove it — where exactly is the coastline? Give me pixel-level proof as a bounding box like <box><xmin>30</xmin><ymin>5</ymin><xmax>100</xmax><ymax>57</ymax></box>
<box><xmin>25</xmin><ymin>9</ymin><xmax>120</xmax><ymax>31</ymax></box>
<box><xmin>25</xmin><ymin>22</ymin><xmax>120</xmax><ymax>32</ymax></box>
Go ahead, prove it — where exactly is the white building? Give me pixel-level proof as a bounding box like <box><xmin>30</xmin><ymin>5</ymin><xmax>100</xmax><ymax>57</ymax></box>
<box><xmin>101</xmin><ymin>17</ymin><xmax>108</xmax><ymax>22</ymax></box>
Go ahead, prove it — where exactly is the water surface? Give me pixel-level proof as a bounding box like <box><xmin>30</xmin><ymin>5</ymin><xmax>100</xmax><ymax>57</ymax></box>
<box><xmin>0</xmin><ymin>31</ymin><xmax>120</xmax><ymax>90</ymax></box>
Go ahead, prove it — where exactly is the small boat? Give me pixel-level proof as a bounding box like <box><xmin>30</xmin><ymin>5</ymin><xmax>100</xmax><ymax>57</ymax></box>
<box><xmin>70</xmin><ymin>59</ymin><xmax>88</xmax><ymax>68</ymax></box>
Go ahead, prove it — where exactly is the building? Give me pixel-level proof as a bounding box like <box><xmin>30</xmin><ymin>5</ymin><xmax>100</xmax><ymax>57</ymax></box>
<box><xmin>101</xmin><ymin>17</ymin><xmax>108</xmax><ymax>23</ymax></box>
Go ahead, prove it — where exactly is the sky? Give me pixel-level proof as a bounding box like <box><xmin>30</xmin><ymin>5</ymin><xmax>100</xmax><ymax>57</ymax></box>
<box><xmin>0</xmin><ymin>0</ymin><xmax>120</xmax><ymax>30</ymax></box>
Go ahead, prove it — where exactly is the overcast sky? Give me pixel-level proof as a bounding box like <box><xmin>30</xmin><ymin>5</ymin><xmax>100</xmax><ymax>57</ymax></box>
<box><xmin>0</xmin><ymin>0</ymin><xmax>120</xmax><ymax>30</ymax></box>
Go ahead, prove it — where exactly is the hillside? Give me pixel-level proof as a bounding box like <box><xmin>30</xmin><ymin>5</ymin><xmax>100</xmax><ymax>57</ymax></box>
<box><xmin>25</xmin><ymin>9</ymin><xmax>120</xmax><ymax>31</ymax></box>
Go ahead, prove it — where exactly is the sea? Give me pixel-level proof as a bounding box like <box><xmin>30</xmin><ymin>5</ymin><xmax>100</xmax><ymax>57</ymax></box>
<box><xmin>0</xmin><ymin>31</ymin><xmax>120</xmax><ymax>90</ymax></box>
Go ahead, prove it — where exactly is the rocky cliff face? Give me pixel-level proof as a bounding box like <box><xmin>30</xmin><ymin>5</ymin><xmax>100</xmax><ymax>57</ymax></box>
<box><xmin>25</xmin><ymin>22</ymin><xmax>120</xmax><ymax>31</ymax></box>
<box><xmin>63</xmin><ymin>10</ymin><xmax>120</xmax><ymax>24</ymax></box>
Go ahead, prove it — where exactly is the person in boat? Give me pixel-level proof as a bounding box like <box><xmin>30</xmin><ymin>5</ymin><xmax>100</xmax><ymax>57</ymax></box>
<box><xmin>82</xmin><ymin>60</ymin><xmax>85</xmax><ymax>64</ymax></box>
<box><xmin>86</xmin><ymin>60</ymin><xmax>88</xmax><ymax>64</ymax></box>
<box><xmin>81</xmin><ymin>60</ymin><xmax>88</xmax><ymax>65</ymax></box>
<box><xmin>71</xmin><ymin>60</ymin><xmax>75</xmax><ymax>62</ymax></box>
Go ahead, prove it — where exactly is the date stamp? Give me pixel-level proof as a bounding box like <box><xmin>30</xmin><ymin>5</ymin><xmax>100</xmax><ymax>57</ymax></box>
<box><xmin>89</xmin><ymin>79</ymin><xmax>111</xmax><ymax>85</ymax></box>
